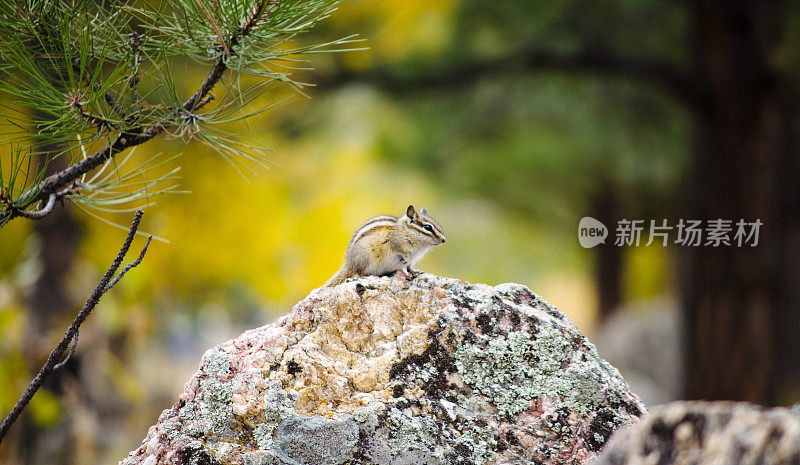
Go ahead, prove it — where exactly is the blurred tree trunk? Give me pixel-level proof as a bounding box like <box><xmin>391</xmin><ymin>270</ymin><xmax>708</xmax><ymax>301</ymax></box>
<box><xmin>684</xmin><ymin>0</ymin><xmax>800</xmax><ymax>404</ymax></box>
<box><xmin>29</xmin><ymin>156</ymin><xmax>79</xmax><ymax>340</ymax></box>
<box><xmin>593</xmin><ymin>182</ymin><xmax>624</xmax><ymax>322</ymax></box>
<box><xmin>776</xmin><ymin>102</ymin><xmax>800</xmax><ymax>404</ymax></box>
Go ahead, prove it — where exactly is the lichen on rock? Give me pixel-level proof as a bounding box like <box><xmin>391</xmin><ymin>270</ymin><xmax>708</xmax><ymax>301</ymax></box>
<box><xmin>119</xmin><ymin>274</ymin><xmax>645</xmax><ymax>465</ymax></box>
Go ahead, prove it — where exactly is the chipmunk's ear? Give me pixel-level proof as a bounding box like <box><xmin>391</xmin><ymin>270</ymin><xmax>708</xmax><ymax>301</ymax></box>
<box><xmin>420</xmin><ymin>207</ymin><xmax>428</xmax><ymax>215</ymax></box>
<box><xmin>406</xmin><ymin>205</ymin><xmax>416</xmax><ymax>218</ymax></box>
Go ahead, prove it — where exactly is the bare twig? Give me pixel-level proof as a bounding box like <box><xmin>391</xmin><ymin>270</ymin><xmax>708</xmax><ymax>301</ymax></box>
<box><xmin>0</xmin><ymin>210</ymin><xmax>152</xmax><ymax>445</ymax></box>
<box><xmin>53</xmin><ymin>329</ymin><xmax>78</xmax><ymax>371</ymax></box>
<box><xmin>104</xmin><ymin>235</ymin><xmax>151</xmax><ymax>292</ymax></box>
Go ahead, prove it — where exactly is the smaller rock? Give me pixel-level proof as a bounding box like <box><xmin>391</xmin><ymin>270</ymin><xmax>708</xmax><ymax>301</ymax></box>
<box><xmin>595</xmin><ymin>401</ymin><xmax>800</xmax><ymax>465</ymax></box>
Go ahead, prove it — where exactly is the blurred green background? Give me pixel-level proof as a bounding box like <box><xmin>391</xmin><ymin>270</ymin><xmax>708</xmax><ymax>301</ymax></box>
<box><xmin>3</xmin><ymin>0</ymin><xmax>799</xmax><ymax>463</ymax></box>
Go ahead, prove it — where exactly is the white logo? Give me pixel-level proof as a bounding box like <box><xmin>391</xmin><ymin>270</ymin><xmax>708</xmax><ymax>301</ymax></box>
<box><xmin>578</xmin><ymin>217</ymin><xmax>608</xmax><ymax>248</ymax></box>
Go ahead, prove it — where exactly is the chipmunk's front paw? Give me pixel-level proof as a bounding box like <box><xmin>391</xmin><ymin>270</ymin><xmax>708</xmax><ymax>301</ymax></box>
<box><xmin>405</xmin><ymin>267</ymin><xmax>423</xmax><ymax>278</ymax></box>
<box><xmin>393</xmin><ymin>267</ymin><xmax>411</xmax><ymax>279</ymax></box>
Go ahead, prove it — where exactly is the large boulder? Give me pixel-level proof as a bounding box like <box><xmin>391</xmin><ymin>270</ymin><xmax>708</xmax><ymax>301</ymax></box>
<box><xmin>120</xmin><ymin>274</ymin><xmax>644</xmax><ymax>465</ymax></box>
<box><xmin>594</xmin><ymin>401</ymin><xmax>800</xmax><ymax>465</ymax></box>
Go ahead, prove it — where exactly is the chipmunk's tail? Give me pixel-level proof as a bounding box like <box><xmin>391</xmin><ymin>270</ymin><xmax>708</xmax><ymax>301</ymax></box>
<box><xmin>324</xmin><ymin>268</ymin><xmax>355</xmax><ymax>287</ymax></box>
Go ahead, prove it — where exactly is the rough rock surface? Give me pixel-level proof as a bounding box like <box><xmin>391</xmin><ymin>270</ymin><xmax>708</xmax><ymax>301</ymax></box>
<box><xmin>120</xmin><ymin>274</ymin><xmax>645</xmax><ymax>465</ymax></box>
<box><xmin>594</xmin><ymin>401</ymin><xmax>800</xmax><ymax>465</ymax></box>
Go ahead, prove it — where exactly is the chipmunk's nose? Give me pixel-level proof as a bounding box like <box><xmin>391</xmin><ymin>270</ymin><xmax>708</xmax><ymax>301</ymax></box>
<box><xmin>441</xmin><ymin>237</ymin><xmax>446</xmax><ymax>243</ymax></box>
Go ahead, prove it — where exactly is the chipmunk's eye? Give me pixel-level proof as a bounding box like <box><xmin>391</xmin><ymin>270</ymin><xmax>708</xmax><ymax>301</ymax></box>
<box><xmin>424</xmin><ymin>224</ymin><xmax>433</xmax><ymax>232</ymax></box>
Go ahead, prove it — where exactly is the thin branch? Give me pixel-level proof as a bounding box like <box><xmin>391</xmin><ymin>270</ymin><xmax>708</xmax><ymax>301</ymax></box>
<box><xmin>183</xmin><ymin>57</ymin><xmax>228</xmax><ymax>113</ymax></box>
<box><xmin>53</xmin><ymin>329</ymin><xmax>78</xmax><ymax>371</ymax></box>
<box><xmin>14</xmin><ymin>193</ymin><xmax>55</xmax><ymax>219</ymax></box>
<box><xmin>195</xmin><ymin>93</ymin><xmax>215</xmax><ymax>111</ymax></box>
<box><xmin>0</xmin><ymin>210</ymin><xmax>151</xmax><ymax>445</ymax></box>
<box><xmin>67</xmin><ymin>92</ymin><xmax>118</xmax><ymax>132</ymax></box>
<box><xmin>128</xmin><ymin>32</ymin><xmax>141</xmax><ymax>106</ymax></box>
<box><xmin>103</xmin><ymin>89</ymin><xmax>127</xmax><ymax>118</ymax></box>
<box><xmin>240</xmin><ymin>0</ymin><xmax>272</xmax><ymax>38</ymax></box>
<box><xmin>104</xmin><ymin>235</ymin><xmax>151</xmax><ymax>292</ymax></box>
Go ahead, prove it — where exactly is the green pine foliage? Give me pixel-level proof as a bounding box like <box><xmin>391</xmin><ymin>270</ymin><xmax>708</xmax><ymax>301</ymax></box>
<box><xmin>0</xmin><ymin>0</ymin><xmax>356</xmax><ymax>226</ymax></box>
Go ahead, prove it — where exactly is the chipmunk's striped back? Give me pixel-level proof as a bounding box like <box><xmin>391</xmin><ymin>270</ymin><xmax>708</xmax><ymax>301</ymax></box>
<box><xmin>325</xmin><ymin>205</ymin><xmax>446</xmax><ymax>287</ymax></box>
<box><xmin>349</xmin><ymin>215</ymin><xmax>398</xmax><ymax>246</ymax></box>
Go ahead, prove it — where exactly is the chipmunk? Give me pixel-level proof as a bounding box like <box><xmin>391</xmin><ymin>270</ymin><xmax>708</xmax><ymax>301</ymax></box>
<box><xmin>325</xmin><ymin>205</ymin><xmax>446</xmax><ymax>287</ymax></box>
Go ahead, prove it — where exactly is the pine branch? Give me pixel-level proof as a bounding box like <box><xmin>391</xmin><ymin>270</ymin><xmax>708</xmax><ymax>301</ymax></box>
<box><xmin>0</xmin><ymin>0</ymin><xmax>275</xmax><ymax>227</ymax></box>
<box><xmin>0</xmin><ymin>210</ymin><xmax>151</xmax><ymax>445</ymax></box>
